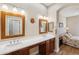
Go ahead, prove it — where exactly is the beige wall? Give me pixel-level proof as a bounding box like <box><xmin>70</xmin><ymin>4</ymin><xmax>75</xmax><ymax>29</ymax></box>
<box><xmin>0</xmin><ymin>12</ymin><xmax>1</xmax><ymax>39</ymax></box>
<box><xmin>67</xmin><ymin>15</ymin><xmax>79</xmax><ymax>36</ymax></box>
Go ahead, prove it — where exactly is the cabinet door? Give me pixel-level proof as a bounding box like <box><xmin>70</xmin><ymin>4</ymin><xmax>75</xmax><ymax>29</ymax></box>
<box><xmin>39</xmin><ymin>41</ymin><xmax>46</xmax><ymax>55</ymax></box>
<box><xmin>39</xmin><ymin>40</ymin><xmax>50</xmax><ymax>55</ymax></box>
<box><xmin>45</xmin><ymin>40</ymin><xmax>50</xmax><ymax>55</ymax></box>
<box><xmin>6</xmin><ymin>51</ymin><xmax>20</xmax><ymax>55</ymax></box>
<box><xmin>50</xmin><ymin>38</ymin><xmax>55</xmax><ymax>53</ymax></box>
<box><xmin>18</xmin><ymin>48</ymin><xmax>29</xmax><ymax>55</ymax></box>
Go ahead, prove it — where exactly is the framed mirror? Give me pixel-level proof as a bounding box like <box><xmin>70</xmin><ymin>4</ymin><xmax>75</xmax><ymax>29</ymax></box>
<box><xmin>1</xmin><ymin>11</ymin><xmax>25</xmax><ymax>39</ymax></box>
<box><xmin>48</xmin><ymin>22</ymin><xmax>54</xmax><ymax>32</ymax></box>
<box><xmin>39</xmin><ymin>19</ymin><xmax>48</xmax><ymax>34</ymax></box>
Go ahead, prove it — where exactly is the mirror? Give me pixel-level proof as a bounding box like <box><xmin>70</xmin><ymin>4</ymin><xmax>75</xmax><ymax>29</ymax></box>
<box><xmin>1</xmin><ymin>11</ymin><xmax>25</xmax><ymax>39</ymax></box>
<box><xmin>5</xmin><ymin>16</ymin><xmax>22</xmax><ymax>36</ymax></box>
<box><xmin>39</xmin><ymin>19</ymin><xmax>48</xmax><ymax>34</ymax></box>
<box><xmin>48</xmin><ymin>22</ymin><xmax>54</xmax><ymax>32</ymax></box>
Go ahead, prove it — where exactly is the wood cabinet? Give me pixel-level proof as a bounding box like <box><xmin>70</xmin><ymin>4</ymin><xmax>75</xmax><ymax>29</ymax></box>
<box><xmin>39</xmin><ymin>38</ymin><xmax>55</xmax><ymax>55</ymax></box>
<box><xmin>39</xmin><ymin>41</ymin><xmax>48</xmax><ymax>55</ymax></box>
<box><xmin>50</xmin><ymin>38</ymin><xmax>55</xmax><ymax>53</ymax></box>
<box><xmin>6</xmin><ymin>38</ymin><xmax>55</xmax><ymax>55</ymax></box>
<box><xmin>7</xmin><ymin>47</ymin><xmax>29</xmax><ymax>55</ymax></box>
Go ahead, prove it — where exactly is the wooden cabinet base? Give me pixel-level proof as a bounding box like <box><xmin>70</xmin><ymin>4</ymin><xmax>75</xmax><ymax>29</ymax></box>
<box><xmin>39</xmin><ymin>38</ymin><xmax>55</xmax><ymax>55</ymax></box>
<box><xmin>6</xmin><ymin>38</ymin><xmax>55</xmax><ymax>55</ymax></box>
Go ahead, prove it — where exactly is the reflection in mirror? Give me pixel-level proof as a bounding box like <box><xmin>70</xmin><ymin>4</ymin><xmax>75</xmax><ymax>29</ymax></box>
<box><xmin>41</xmin><ymin>21</ymin><xmax>46</xmax><ymax>32</ymax></box>
<box><xmin>5</xmin><ymin>16</ymin><xmax>22</xmax><ymax>36</ymax></box>
<box><xmin>39</xmin><ymin>19</ymin><xmax>48</xmax><ymax>34</ymax></box>
<box><xmin>48</xmin><ymin>22</ymin><xmax>54</xmax><ymax>32</ymax></box>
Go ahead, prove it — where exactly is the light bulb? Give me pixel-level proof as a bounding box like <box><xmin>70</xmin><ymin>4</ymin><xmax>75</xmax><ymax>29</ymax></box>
<box><xmin>38</xmin><ymin>15</ymin><xmax>43</xmax><ymax>19</ymax></box>
<box><xmin>2</xmin><ymin>4</ymin><xmax>8</xmax><ymax>10</ymax></box>
<box><xmin>13</xmin><ymin>7</ymin><xmax>17</xmax><ymax>12</ymax></box>
<box><xmin>21</xmin><ymin>10</ymin><xmax>25</xmax><ymax>14</ymax></box>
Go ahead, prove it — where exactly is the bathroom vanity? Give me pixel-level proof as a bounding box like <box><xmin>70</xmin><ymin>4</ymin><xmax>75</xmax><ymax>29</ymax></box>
<box><xmin>7</xmin><ymin>38</ymin><xmax>55</xmax><ymax>55</ymax></box>
<box><xmin>0</xmin><ymin>34</ymin><xmax>55</xmax><ymax>55</ymax></box>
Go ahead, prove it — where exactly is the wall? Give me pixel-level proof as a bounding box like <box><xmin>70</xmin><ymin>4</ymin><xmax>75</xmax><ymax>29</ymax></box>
<box><xmin>12</xmin><ymin>3</ymin><xmax>47</xmax><ymax>36</ymax></box>
<box><xmin>0</xmin><ymin>13</ymin><xmax>1</xmax><ymax>39</ymax></box>
<box><xmin>67</xmin><ymin>15</ymin><xmax>79</xmax><ymax>36</ymax></box>
<box><xmin>58</xmin><ymin>14</ymin><xmax>66</xmax><ymax>35</ymax></box>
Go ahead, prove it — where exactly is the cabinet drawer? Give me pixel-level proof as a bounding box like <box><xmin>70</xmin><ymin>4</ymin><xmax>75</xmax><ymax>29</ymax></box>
<box><xmin>6</xmin><ymin>47</ymin><xmax>29</xmax><ymax>55</ymax></box>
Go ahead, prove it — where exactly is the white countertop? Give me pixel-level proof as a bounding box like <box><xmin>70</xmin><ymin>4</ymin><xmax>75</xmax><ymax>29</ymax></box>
<box><xmin>0</xmin><ymin>34</ymin><xmax>55</xmax><ymax>55</ymax></box>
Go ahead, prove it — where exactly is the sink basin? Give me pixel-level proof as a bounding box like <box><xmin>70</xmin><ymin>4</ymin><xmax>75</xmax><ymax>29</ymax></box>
<box><xmin>5</xmin><ymin>40</ymin><xmax>23</xmax><ymax>47</ymax></box>
<box><xmin>0</xmin><ymin>44</ymin><xmax>6</xmax><ymax>50</ymax></box>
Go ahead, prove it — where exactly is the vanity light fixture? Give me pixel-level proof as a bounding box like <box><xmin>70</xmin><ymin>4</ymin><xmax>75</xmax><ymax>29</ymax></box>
<box><xmin>38</xmin><ymin>15</ymin><xmax>49</xmax><ymax>20</ymax></box>
<box><xmin>46</xmin><ymin>17</ymin><xmax>48</xmax><ymax>19</ymax></box>
<box><xmin>38</xmin><ymin>15</ymin><xmax>43</xmax><ymax>19</ymax></box>
<box><xmin>2</xmin><ymin>4</ymin><xmax>8</xmax><ymax>10</ymax></box>
<box><xmin>46</xmin><ymin>17</ymin><xmax>52</xmax><ymax>22</ymax></box>
<box><xmin>13</xmin><ymin>7</ymin><xmax>17</xmax><ymax>12</ymax></box>
<box><xmin>21</xmin><ymin>10</ymin><xmax>25</xmax><ymax>15</ymax></box>
<box><xmin>43</xmin><ymin>16</ymin><xmax>46</xmax><ymax>19</ymax></box>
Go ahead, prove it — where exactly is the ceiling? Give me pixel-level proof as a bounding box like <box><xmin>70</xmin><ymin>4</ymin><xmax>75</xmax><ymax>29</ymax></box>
<box><xmin>10</xmin><ymin>3</ymin><xmax>55</xmax><ymax>9</ymax></box>
<box><xmin>41</xmin><ymin>3</ymin><xmax>55</xmax><ymax>8</ymax></box>
<box><xmin>60</xmin><ymin>4</ymin><xmax>79</xmax><ymax>17</ymax></box>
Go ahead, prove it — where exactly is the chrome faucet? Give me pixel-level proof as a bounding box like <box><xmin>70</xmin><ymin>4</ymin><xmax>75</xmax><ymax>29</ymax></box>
<box><xmin>9</xmin><ymin>40</ymin><xmax>20</xmax><ymax>46</ymax></box>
